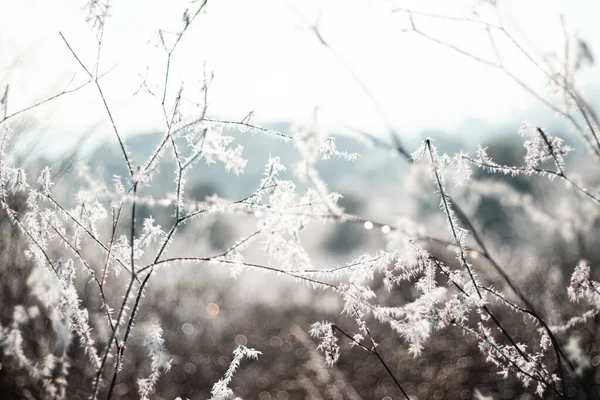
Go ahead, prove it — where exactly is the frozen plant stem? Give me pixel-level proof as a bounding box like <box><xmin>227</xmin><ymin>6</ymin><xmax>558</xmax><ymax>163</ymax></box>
<box><xmin>59</xmin><ymin>32</ymin><xmax>134</xmax><ymax>179</ymax></box>
<box><xmin>332</xmin><ymin>324</ymin><xmax>410</xmax><ymax>400</ymax></box>
<box><xmin>400</xmin><ymin>9</ymin><xmax>600</xmax><ymax>160</ymax></box>
<box><xmin>105</xmin><ymin>180</ymin><xmax>138</xmax><ymax>400</ymax></box>
<box><xmin>425</xmin><ymin>140</ymin><xmax>481</xmax><ymax>298</ymax></box>
<box><xmin>92</xmin><ymin>181</ymin><xmax>138</xmax><ymax>400</ymax></box>
<box><xmin>424</xmin><ymin>139</ymin><xmax>565</xmax><ymax>397</ymax></box>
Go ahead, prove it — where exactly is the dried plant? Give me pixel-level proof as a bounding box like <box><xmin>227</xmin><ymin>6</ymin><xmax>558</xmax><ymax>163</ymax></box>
<box><xmin>1</xmin><ymin>1</ymin><xmax>599</xmax><ymax>399</ymax></box>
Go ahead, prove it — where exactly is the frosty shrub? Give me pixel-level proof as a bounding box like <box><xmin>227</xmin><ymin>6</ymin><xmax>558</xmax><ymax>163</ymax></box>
<box><xmin>1</xmin><ymin>1</ymin><xmax>600</xmax><ymax>399</ymax></box>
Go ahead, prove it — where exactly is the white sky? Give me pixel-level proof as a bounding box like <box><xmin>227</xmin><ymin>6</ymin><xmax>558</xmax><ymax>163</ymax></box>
<box><xmin>1</xmin><ymin>0</ymin><xmax>599</xmax><ymax>152</ymax></box>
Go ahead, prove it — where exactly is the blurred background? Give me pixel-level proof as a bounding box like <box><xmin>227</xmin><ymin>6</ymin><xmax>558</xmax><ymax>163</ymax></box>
<box><xmin>1</xmin><ymin>0</ymin><xmax>600</xmax><ymax>399</ymax></box>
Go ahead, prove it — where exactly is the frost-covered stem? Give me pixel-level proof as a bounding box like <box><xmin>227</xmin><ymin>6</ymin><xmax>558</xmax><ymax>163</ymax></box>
<box><xmin>349</xmin><ymin>122</ymin><xmax>599</xmax><ymax>206</ymax></box>
<box><xmin>177</xmin><ymin>179</ymin><xmax>575</xmax><ymax>395</ymax></box>
<box><xmin>480</xmin><ymin>285</ymin><xmax>571</xmax><ymax>393</ymax></box>
<box><xmin>202</xmin><ymin>118</ymin><xmax>292</xmax><ymax>141</ymax></box>
<box><xmin>143</xmin><ymin>256</ymin><xmax>412</xmax><ymax>335</ymax></box>
<box><xmin>141</xmin><ymin>257</ymin><xmax>336</xmax><ymax>289</ymax></box>
<box><xmin>413</xmin><ymin>156</ymin><xmax>549</xmax><ymax>383</ymax></box>
<box><xmin>140</xmin><ymin>130</ymin><xmax>171</xmax><ymax>180</ymax></box>
<box><xmin>290</xmin><ymin>6</ymin><xmax>410</xmax><ymax>158</ymax></box>
<box><xmin>101</xmin><ymin>205</ymin><xmax>122</xmax><ymax>288</ymax></box>
<box><xmin>403</xmin><ymin>10</ymin><xmax>600</xmax><ymax>160</ymax></box>
<box><xmin>46</xmin><ymin>194</ymin><xmax>137</xmax><ymax>279</ymax></box>
<box><xmin>182</xmin><ymin>129</ymin><xmax>208</xmax><ymax>170</ymax></box>
<box><xmin>486</xmin><ymin>306</ymin><xmax>536</xmax><ymax>362</ymax></box>
<box><xmin>154</xmin><ymin>223</ymin><xmax>179</xmax><ymax>264</ymax></box>
<box><xmin>92</xmin><ymin>0</ymin><xmax>110</xmax><ymax>79</ymax></box>
<box><xmin>176</xmin><ymin>183</ymin><xmax>278</xmax><ymax>226</ymax></box>
<box><xmin>2</xmin><ymin>200</ymin><xmax>116</xmax><ymax>395</ymax></box>
<box><xmin>2</xmin><ymin>202</ymin><xmax>55</xmax><ymax>271</ymax></box>
<box><xmin>425</xmin><ymin>140</ymin><xmax>482</xmax><ymax>299</ymax></box>
<box><xmin>331</xmin><ymin>325</ymin><xmax>370</xmax><ymax>352</ymax></box>
<box><xmin>109</xmin><ymin>208</ymin><xmax>221</xmax><ymax>398</ymax></box>
<box><xmin>556</xmin><ymin>22</ymin><xmax>600</xmax><ymax>154</ymax></box>
<box><xmin>174</xmin><ymin>169</ymin><xmax>184</xmax><ymax>221</ymax></box>
<box><xmin>59</xmin><ymin>32</ymin><xmax>133</xmax><ymax>178</ymax></box>
<box><xmin>464</xmin><ymin>156</ymin><xmax>600</xmax><ymax>205</ymax></box>
<box><xmin>430</xmin><ymin>255</ymin><xmax>540</xmax><ymax>366</ymax></box>
<box><xmin>92</xmin><ymin>272</ymin><xmax>137</xmax><ymax>399</ymax></box>
<box><xmin>108</xmin><ymin>138</ymin><xmax>193</xmax><ymax>398</ymax></box>
<box><xmin>33</xmin><ymin>202</ymin><xmax>119</xmax><ymax>338</ymax></box>
<box><xmin>485</xmin><ymin>263</ymin><xmax>571</xmax><ymax>393</ymax></box>
<box><xmin>455</xmin><ymin>322</ymin><xmax>561</xmax><ymax>396</ymax></box>
<box><xmin>145</xmin><ymin>187</ymin><xmax>275</xmax><ymax>273</ymax></box>
<box><xmin>139</xmin><ymin>92</ymin><xmax>181</xmax><ymax>184</ymax></box>
<box><xmin>138</xmin><ymin>322</ymin><xmax>169</xmax><ymax>400</ymax></box>
<box><xmin>562</xmin><ymin>86</ymin><xmax>600</xmax><ymax>156</ymax></box>
<box><xmin>481</xmin><ymin>286</ymin><xmax>540</xmax><ymax>315</ymax></box>
<box><xmin>105</xmin><ymin>181</ymin><xmax>138</xmax><ymax>400</ymax></box>
<box><xmin>0</xmin><ymin>72</ymin><xmax>105</xmax><ymax>124</ymax></box>
<box><xmin>108</xmin><ymin>269</ymin><xmax>151</xmax><ymax>399</ymax></box>
<box><xmin>209</xmin><ymin>345</ymin><xmax>261</xmax><ymax>399</ymax></box>
<box><xmin>222</xmin><ymin>229</ymin><xmax>261</xmax><ymax>255</ymax></box>
<box><xmin>537</xmin><ymin>127</ymin><xmax>566</xmax><ymax>175</ymax></box>
<box><xmin>302</xmin><ymin>253</ymin><xmax>387</xmax><ymax>275</ymax></box>
<box><xmin>430</xmin><ymin>255</ymin><xmax>562</xmax><ymax>394</ymax></box>
<box><xmin>161</xmin><ymin>0</ymin><xmax>208</xmax><ymax>105</ymax></box>
<box><xmin>425</xmin><ymin>139</ymin><xmax>557</xmax><ymax>383</ymax></box>
<box><xmin>442</xmin><ymin>204</ymin><xmax>556</xmax><ymax>363</ymax></box>
<box><xmin>200</xmin><ymin>65</ymin><xmax>213</xmax><ymax>120</ymax></box>
<box><xmin>31</xmin><ymin>199</ymin><xmax>100</xmax><ymax>284</ymax></box>
<box><xmin>447</xmin><ymin>163</ymin><xmax>575</xmax><ymax>388</ymax></box>
<box><xmin>92</xmin><ymin>182</ymin><xmax>137</xmax><ymax>399</ymax></box>
<box><xmin>129</xmin><ymin>180</ymin><xmax>139</xmax><ymax>275</ymax></box>
<box><xmin>332</xmin><ymin>324</ymin><xmax>410</xmax><ymax>400</ymax></box>
<box><xmin>0</xmin><ymin>127</ymin><xmax>10</xmax><ymax>202</ymax></box>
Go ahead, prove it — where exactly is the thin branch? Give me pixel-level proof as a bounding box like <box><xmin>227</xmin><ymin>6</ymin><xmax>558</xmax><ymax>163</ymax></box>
<box><xmin>59</xmin><ymin>32</ymin><xmax>134</xmax><ymax>179</ymax></box>
<box><xmin>464</xmin><ymin>156</ymin><xmax>600</xmax><ymax>205</ymax></box>
<box><xmin>286</xmin><ymin>2</ymin><xmax>410</xmax><ymax>158</ymax></box>
<box><xmin>332</xmin><ymin>324</ymin><xmax>410</xmax><ymax>400</ymax></box>
<box><xmin>160</xmin><ymin>0</ymin><xmax>209</xmax><ymax>105</ymax></box>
